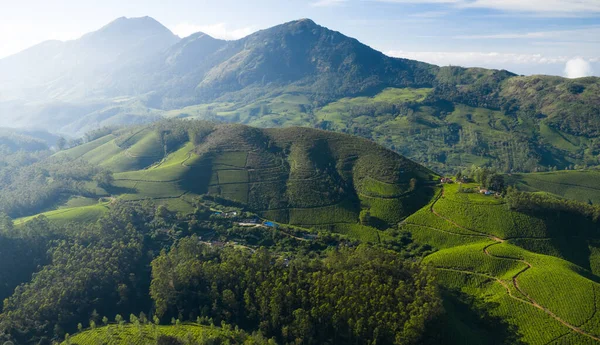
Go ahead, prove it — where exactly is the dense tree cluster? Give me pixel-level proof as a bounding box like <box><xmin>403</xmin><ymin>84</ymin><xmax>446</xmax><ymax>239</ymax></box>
<box><xmin>0</xmin><ymin>154</ymin><xmax>105</xmax><ymax>217</ymax></box>
<box><xmin>151</xmin><ymin>239</ymin><xmax>442</xmax><ymax>345</ymax></box>
<box><xmin>0</xmin><ymin>201</ymin><xmax>181</xmax><ymax>344</ymax></box>
<box><xmin>505</xmin><ymin>187</ymin><xmax>600</xmax><ymax>222</ymax></box>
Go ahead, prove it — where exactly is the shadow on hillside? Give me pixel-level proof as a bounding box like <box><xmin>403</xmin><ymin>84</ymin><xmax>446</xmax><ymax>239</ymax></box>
<box><xmin>422</xmin><ymin>289</ymin><xmax>526</xmax><ymax>345</ymax></box>
<box><xmin>104</xmin><ymin>185</ymin><xmax>138</xmax><ymax>195</ymax></box>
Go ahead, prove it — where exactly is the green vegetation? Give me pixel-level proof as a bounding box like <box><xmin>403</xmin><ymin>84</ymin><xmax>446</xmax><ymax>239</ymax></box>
<box><xmin>151</xmin><ymin>240</ymin><xmax>441</xmax><ymax>345</ymax></box>
<box><xmin>402</xmin><ymin>182</ymin><xmax>600</xmax><ymax>344</ymax></box>
<box><xmin>3</xmin><ymin>118</ymin><xmax>600</xmax><ymax>344</ymax></box>
<box><xmin>4</xmin><ymin>18</ymin><xmax>600</xmax><ymax>176</ymax></box>
<box><xmin>507</xmin><ymin>170</ymin><xmax>600</xmax><ymax>204</ymax></box>
<box><xmin>62</xmin><ymin>323</ymin><xmax>266</xmax><ymax>345</ymax></box>
<box><xmin>53</xmin><ymin>120</ymin><xmax>437</xmax><ymax>233</ymax></box>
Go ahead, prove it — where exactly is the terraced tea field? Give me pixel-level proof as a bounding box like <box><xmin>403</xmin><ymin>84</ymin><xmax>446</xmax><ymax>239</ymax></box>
<box><xmin>507</xmin><ymin>170</ymin><xmax>600</xmax><ymax>204</ymax></box>
<box><xmin>62</xmin><ymin>323</ymin><xmax>251</xmax><ymax>345</ymax></box>
<box><xmin>35</xmin><ymin>123</ymin><xmax>438</xmax><ymax>242</ymax></box>
<box><xmin>405</xmin><ymin>184</ymin><xmax>600</xmax><ymax>344</ymax></box>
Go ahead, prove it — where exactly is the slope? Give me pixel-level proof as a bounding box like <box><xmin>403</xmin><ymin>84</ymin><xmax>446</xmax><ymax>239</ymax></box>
<box><xmin>403</xmin><ymin>183</ymin><xmax>600</xmax><ymax>344</ymax></box>
<box><xmin>50</xmin><ymin>120</ymin><xmax>438</xmax><ymax>234</ymax></box>
<box><xmin>507</xmin><ymin>170</ymin><xmax>600</xmax><ymax>205</ymax></box>
<box><xmin>1</xmin><ymin>17</ymin><xmax>599</xmax><ymax>173</ymax></box>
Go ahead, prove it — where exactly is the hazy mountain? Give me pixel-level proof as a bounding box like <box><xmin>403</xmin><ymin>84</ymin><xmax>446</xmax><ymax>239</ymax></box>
<box><xmin>0</xmin><ymin>16</ymin><xmax>179</xmax><ymax>102</ymax></box>
<box><xmin>0</xmin><ymin>16</ymin><xmax>598</xmax><ymax>174</ymax></box>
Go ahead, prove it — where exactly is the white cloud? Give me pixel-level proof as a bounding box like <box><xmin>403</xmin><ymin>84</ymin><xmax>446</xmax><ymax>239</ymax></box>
<box><xmin>454</xmin><ymin>26</ymin><xmax>600</xmax><ymax>41</ymax></box>
<box><xmin>409</xmin><ymin>11</ymin><xmax>449</xmax><ymax>18</ymax></box>
<box><xmin>386</xmin><ymin>50</ymin><xmax>573</xmax><ymax>66</ymax></box>
<box><xmin>370</xmin><ymin>0</ymin><xmax>600</xmax><ymax>14</ymax></box>
<box><xmin>310</xmin><ymin>0</ymin><xmax>348</xmax><ymax>7</ymax></box>
<box><xmin>462</xmin><ymin>0</ymin><xmax>600</xmax><ymax>13</ymax></box>
<box><xmin>170</xmin><ymin>22</ymin><xmax>256</xmax><ymax>40</ymax></box>
<box><xmin>564</xmin><ymin>58</ymin><xmax>594</xmax><ymax>78</ymax></box>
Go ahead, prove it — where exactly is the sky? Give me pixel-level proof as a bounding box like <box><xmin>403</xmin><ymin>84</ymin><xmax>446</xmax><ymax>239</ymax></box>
<box><xmin>0</xmin><ymin>0</ymin><xmax>599</xmax><ymax>77</ymax></box>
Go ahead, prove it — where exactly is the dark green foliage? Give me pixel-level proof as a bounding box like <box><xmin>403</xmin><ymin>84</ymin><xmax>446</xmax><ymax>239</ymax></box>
<box><xmin>0</xmin><ymin>153</ymin><xmax>104</xmax><ymax>217</ymax></box>
<box><xmin>0</xmin><ymin>201</ymin><xmax>182</xmax><ymax>344</ymax></box>
<box><xmin>151</xmin><ymin>239</ymin><xmax>442</xmax><ymax>345</ymax></box>
<box><xmin>0</xmin><ymin>128</ymin><xmax>50</xmax><ymax>153</ymax></box>
<box><xmin>156</xmin><ymin>334</ymin><xmax>184</xmax><ymax>345</ymax></box>
<box><xmin>505</xmin><ymin>187</ymin><xmax>600</xmax><ymax>222</ymax></box>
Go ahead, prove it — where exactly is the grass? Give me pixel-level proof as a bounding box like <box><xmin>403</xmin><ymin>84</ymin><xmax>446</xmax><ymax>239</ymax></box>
<box><xmin>507</xmin><ymin>170</ymin><xmax>600</xmax><ymax>204</ymax></box>
<box><xmin>54</xmin><ymin>134</ymin><xmax>115</xmax><ymax>160</ymax></box>
<box><xmin>15</xmin><ymin>204</ymin><xmax>108</xmax><ymax>226</ymax></box>
<box><xmin>62</xmin><ymin>323</ymin><xmax>250</xmax><ymax>345</ymax></box>
<box><xmin>40</xmin><ymin>122</ymin><xmax>437</xmax><ymax>240</ymax></box>
<box><xmin>61</xmin><ymin>196</ymin><xmax>99</xmax><ymax>209</ymax></box>
<box><xmin>402</xmin><ymin>183</ymin><xmax>600</xmax><ymax>344</ymax></box>
<box><xmin>328</xmin><ymin>223</ymin><xmax>381</xmax><ymax>243</ymax></box>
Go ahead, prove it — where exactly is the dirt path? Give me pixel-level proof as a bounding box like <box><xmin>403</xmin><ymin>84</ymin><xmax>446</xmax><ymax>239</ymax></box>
<box><xmin>429</xmin><ymin>188</ymin><xmax>600</xmax><ymax>342</ymax></box>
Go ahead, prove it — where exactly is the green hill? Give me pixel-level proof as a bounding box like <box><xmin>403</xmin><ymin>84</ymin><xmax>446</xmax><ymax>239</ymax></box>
<box><xmin>53</xmin><ymin>120</ymin><xmax>438</xmax><ymax>233</ymax></box>
<box><xmin>402</xmin><ymin>183</ymin><xmax>600</xmax><ymax>344</ymax></box>
<box><xmin>507</xmin><ymin>170</ymin><xmax>600</xmax><ymax>204</ymax></box>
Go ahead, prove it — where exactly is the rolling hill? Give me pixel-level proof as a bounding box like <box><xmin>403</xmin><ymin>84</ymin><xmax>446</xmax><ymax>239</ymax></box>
<box><xmin>5</xmin><ymin>121</ymin><xmax>600</xmax><ymax>344</ymax></box>
<box><xmin>507</xmin><ymin>170</ymin><xmax>600</xmax><ymax>205</ymax></box>
<box><xmin>1</xmin><ymin>17</ymin><xmax>598</xmax><ymax>174</ymax></box>
<box><xmin>50</xmin><ymin>120</ymin><xmax>438</xmax><ymax>233</ymax></box>
<box><xmin>403</xmin><ymin>183</ymin><xmax>600</xmax><ymax>345</ymax></box>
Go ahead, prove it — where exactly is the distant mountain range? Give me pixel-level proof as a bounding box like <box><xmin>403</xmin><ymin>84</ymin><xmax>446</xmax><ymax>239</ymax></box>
<box><xmin>1</xmin><ymin>16</ymin><xmax>598</xmax><ymax>173</ymax></box>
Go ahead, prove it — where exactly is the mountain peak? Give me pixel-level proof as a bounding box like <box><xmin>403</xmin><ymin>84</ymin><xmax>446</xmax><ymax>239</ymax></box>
<box><xmin>90</xmin><ymin>16</ymin><xmax>175</xmax><ymax>38</ymax></box>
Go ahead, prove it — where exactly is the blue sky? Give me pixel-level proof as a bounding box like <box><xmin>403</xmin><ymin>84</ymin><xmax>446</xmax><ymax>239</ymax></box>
<box><xmin>1</xmin><ymin>0</ymin><xmax>599</xmax><ymax>77</ymax></box>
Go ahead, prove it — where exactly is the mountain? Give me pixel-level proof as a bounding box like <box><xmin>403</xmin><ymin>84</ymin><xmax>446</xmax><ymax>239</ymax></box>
<box><xmin>1</xmin><ymin>17</ymin><xmax>599</xmax><ymax>175</ymax></box>
<box><xmin>0</xmin><ymin>16</ymin><xmax>179</xmax><ymax>102</ymax></box>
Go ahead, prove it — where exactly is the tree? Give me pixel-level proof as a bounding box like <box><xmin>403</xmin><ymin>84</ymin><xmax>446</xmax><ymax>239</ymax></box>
<box><xmin>157</xmin><ymin>335</ymin><xmax>184</xmax><ymax>345</ymax></box>
<box><xmin>487</xmin><ymin>174</ymin><xmax>505</xmax><ymax>192</ymax></box>
<box><xmin>57</xmin><ymin>137</ymin><xmax>67</xmax><ymax>151</ymax></box>
<box><xmin>93</xmin><ymin>171</ymin><xmax>114</xmax><ymax>189</ymax></box>
<box><xmin>359</xmin><ymin>210</ymin><xmax>371</xmax><ymax>226</ymax></box>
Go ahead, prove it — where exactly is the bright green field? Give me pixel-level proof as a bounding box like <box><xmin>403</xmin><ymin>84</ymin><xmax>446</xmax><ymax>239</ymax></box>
<box><xmin>403</xmin><ymin>184</ymin><xmax>600</xmax><ymax>344</ymax></box>
<box><xmin>62</xmin><ymin>323</ymin><xmax>251</xmax><ymax>345</ymax></box>
<box><xmin>15</xmin><ymin>204</ymin><xmax>108</xmax><ymax>226</ymax></box>
<box><xmin>507</xmin><ymin>170</ymin><xmax>600</xmax><ymax>204</ymax></box>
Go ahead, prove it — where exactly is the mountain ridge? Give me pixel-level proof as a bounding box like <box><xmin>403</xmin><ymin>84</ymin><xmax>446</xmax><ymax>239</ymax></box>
<box><xmin>0</xmin><ymin>16</ymin><xmax>598</xmax><ymax>174</ymax></box>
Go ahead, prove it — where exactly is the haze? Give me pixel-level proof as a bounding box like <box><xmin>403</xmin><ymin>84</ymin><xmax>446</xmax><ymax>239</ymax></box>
<box><xmin>1</xmin><ymin>0</ymin><xmax>599</xmax><ymax>77</ymax></box>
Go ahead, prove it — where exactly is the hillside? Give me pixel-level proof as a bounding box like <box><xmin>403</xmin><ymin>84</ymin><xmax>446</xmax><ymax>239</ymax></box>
<box><xmin>61</xmin><ymin>323</ymin><xmax>262</xmax><ymax>344</ymax></box>
<box><xmin>3</xmin><ymin>121</ymin><xmax>600</xmax><ymax>344</ymax></box>
<box><xmin>507</xmin><ymin>170</ymin><xmax>600</xmax><ymax>205</ymax></box>
<box><xmin>52</xmin><ymin>120</ymin><xmax>437</xmax><ymax>233</ymax></box>
<box><xmin>402</xmin><ymin>183</ymin><xmax>600</xmax><ymax>344</ymax></box>
<box><xmin>1</xmin><ymin>17</ymin><xmax>598</xmax><ymax>174</ymax></box>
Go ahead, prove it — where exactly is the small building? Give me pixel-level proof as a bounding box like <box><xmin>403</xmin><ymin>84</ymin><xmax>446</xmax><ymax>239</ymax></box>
<box><xmin>440</xmin><ymin>177</ymin><xmax>454</xmax><ymax>184</ymax></box>
<box><xmin>264</xmin><ymin>221</ymin><xmax>279</xmax><ymax>229</ymax></box>
<box><xmin>479</xmin><ymin>189</ymin><xmax>494</xmax><ymax>195</ymax></box>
